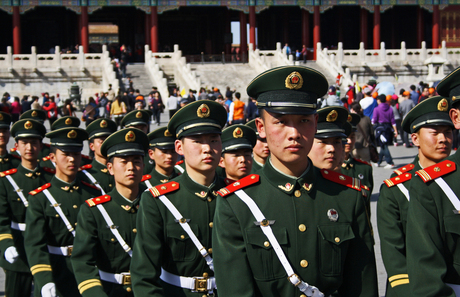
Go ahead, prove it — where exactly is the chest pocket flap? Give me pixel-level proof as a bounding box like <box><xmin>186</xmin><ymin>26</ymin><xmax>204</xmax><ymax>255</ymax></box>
<box><xmin>318</xmin><ymin>224</ymin><xmax>355</xmax><ymax>245</ymax></box>
<box><xmin>245</xmin><ymin>227</ymin><xmax>288</xmax><ymax>250</ymax></box>
<box><xmin>444</xmin><ymin>214</ymin><xmax>460</xmax><ymax>235</ymax></box>
<box><xmin>166</xmin><ymin>223</ymin><xmax>199</xmax><ymax>241</ymax></box>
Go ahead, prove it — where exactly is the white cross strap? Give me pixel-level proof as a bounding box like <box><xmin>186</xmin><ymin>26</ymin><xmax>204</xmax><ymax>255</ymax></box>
<box><xmin>145</xmin><ymin>180</ymin><xmax>213</xmax><ymax>271</ymax></box>
<box><xmin>396</xmin><ymin>184</ymin><xmax>410</xmax><ymax>201</ymax></box>
<box><xmin>234</xmin><ymin>189</ymin><xmax>324</xmax><ymax>297</ymax></box>
<box><xmin>5</xmin><ymin>175</ymin><xmax>29</xmax><ymax>207</ymax></box>
<box><xmin>175</xmin><ymin>164</ymin><xmax>185</xmax><ymax>174</ymax></box>
<box><xmin>96</xmin><ymin>204</ymin><xmax>132</xmax><ymax>257</ymax></box>
<box><xmin>81</xmin><ymin>169</ymin><xmax>106</xmax><ymax>195</ymax></box>
<box><xmin>43</xmin><ymin>189</ymin><xmax>76</xmax><ymax>237</ymax></box>
<box><xmin>434</xmin><ymin>177</ymin><xmax>460</xmax><ymax>210</ymax></box>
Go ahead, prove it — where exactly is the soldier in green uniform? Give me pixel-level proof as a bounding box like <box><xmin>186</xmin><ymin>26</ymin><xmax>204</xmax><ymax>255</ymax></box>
<box><xmin>17</xmin><ymin>109</ymin><xmax>51</xmax><ymax>163</ymax></box>
<box><xmin>144</xmin><ymin>126</ymin><xmax>179</xmax><ymax>186</ymax></box>
<box><xmin>24</xmin><ymin>127</ymin><xmax>101</xmax><ymax>297</ymax></box>
<box><xmin>213</xmin><ymin>66</ymin><xmax>377</xmax><ymax>297</ymax></box>
<box><xmin>0</xmin><ymin>112</ymin><xmax>21</xmax><ymax>171</ymax></box>
<box><xmin>71</xmin><ymin>128</ymin><xmax>148</xmax><ymax>296</ymax></box>
<box><xmin>218</xmin><ymin>124</ymin><xmax>257</xmax><ymax>185</ymax></box>
<box><xmin>82</xmin><ymin>118</ymin><xmax>118</xmax><ymax>194</ymax></box>
<box><xmin>377</xmin><ymin>95</ymin><xmax>454</xmax><ymax>296</ymax></box>
<box><xmin>0</xmin><ymin>119</ymin><xmax>54</xmax><ymax>297</ymax></box>
<box><xmin>131</xmin><ymin>100</ymin><xmax>227</xmax><ymax>296</ymax></box>
<box><xmin>245</xmin><ymin>118</ymin><xmax>269</xmax><ymax>173</ymax></box>
<box><xmin>405</xmin><ymin>67</ymin><xmax>460</xmax><ymax>296</ymax></box>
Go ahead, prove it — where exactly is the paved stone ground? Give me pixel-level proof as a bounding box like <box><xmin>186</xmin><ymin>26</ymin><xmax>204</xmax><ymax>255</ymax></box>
<box><xmin>0</xmin><ymin>110</ymin><xmax>420</xmax><ymax>296</ymax></box>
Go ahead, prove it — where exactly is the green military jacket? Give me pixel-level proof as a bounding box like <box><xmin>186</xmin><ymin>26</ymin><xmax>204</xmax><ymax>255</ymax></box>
<box><xmin>82</xmin><ymin>159</ymin><xmax>115</xmax><ymax>194</ymax></box>
<box><xmin>0</xmin><ymin>152</ymin><xmax>21</xmax><ymax>172</ymax></box>
<box><xmin>24</xmin><ymin>176</ymin><xmax>101</xmax><ymax>297</ymax></box>
<box><xmin>0</xmin><ymin>164</ymin><xmax>54</xmax><ymax>273</ymax></box>
<box><xmin>144</xmin><ymin>156</ymin><xmax>155</xmax><ymax>175</ymax></box>
<box><xmin>341</xmin><ymin>157</ymin><xmax>374</xmax><ymax>194</ymax></box>
<box><xmin>406</xmin><ymin>150</ymin><xmax>460</xmax><ymax>296</ymax></box>
<box><xmin>377</xmin><ymin>158</ymin><xmax>419</xmax><ymax>296</ymax></box>
<box><xmin>71</xmin><ymin>186</ymin><xmax>146</xmax><ymax>297</ymax></box>
<box><xmin>250</xmin><ymin>159</ymin><xmax>263</xmax><ymax>174</ymax></box>
<box><xmin>144</xmin><ymin>168</ymin><xmax>179</xmax><ymax>187</ymax></box>
<box><xmin>131</xmin><ymin>172</ymin><xmax>225</xmax><ymax>296</ymax></box>
<box><xmin>213</xmin><ymin>160</ymin><xmax>378</xmax><ymax>297</ymax></box>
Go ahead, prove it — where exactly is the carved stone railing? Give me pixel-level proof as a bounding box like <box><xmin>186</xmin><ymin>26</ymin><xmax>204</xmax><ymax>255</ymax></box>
<box><xmin>248</xmin><ymin>42</ymin><xmax>293</xmax><ymax>72</ymax></box>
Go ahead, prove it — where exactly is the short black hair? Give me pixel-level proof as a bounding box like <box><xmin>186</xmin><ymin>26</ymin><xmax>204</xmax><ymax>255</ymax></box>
<box><xmin>235</xmin><ymin>92</ymin><xmax>241</xmax><ymax>99</ymax></box>
<box><xmin>410</xmin><ymin>85</ymin><xmax>416</xmax><ymax>91</ymax></box>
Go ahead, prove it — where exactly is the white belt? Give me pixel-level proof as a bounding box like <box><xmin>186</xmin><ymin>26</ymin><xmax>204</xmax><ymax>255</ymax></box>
<box><xmin>99</xmin><ymin>270</ymin><xmax>131</xmax><ymax>285</ymax></box>
<box><xmin>447</xmin><ymin>283</ymin><xmax>460</xmax><ymax>296</ymax></box>
<box><xmin>160</xmin><ymin>268</ymin><xmax>216</xmax><ymax>293</ymax></box>
<box><xmin>11</xmin><ymin>221</ymin><xmax>26</xmax><ymax>231</ymax></box>
<box><xmin>47</xmin><ymin>245</ymin><xmax>73</xmax><ymax>256</ymax></box>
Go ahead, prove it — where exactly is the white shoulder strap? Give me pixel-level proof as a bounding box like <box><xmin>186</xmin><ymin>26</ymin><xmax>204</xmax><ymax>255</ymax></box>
<box><xmin>396</xmin><ymin>184</ymin><xmax>410</xmax><ymax>201</ymax></box>
<box><xmin>145</xmin><ymin>180</ymin><xmax>213</xmax><ymax>271</ymax></box>
<box><xmin>5</xmin><ymin>175</ymin><xmax>29</xmax><ymax>207</ymax></box>
<box><xmin>43</xmin><ymin>189</ymin><xmax>76</xmax><ymax>237</ymax></box>
<box><xmin>81</xmin><ymin>169</ymin><xmax>106</xmax><ymax>195</ymax></box>
<box><xmin>175</xmin><ymin>164</ymin><xmax>185</xmax><ymax>174</ymax></box>
<box><xmin>96</xmin><ymin>204</ymin><xmax>132</xmax><ymax>257</ymax></box>
<box><xmin>234</xmin><ymin>189</ymin><xmax>324</xmax><ymax>297</ymax></box>
<box><xmin>434</xmin><ymin>177</ymin><xmax>460</xmax><ymax>210</ymax></box>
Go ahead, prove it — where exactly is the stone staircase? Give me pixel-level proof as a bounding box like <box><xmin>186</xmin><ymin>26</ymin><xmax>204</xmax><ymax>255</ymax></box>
<box><xmin>304</xmin><ymin>61</ymin><xmax>337</xmax><ymax>88</ymax></box>
<box><xmin>123</xmin><ymin>63</ymin><xmax>156</xmax><ymax>96</ymax></box>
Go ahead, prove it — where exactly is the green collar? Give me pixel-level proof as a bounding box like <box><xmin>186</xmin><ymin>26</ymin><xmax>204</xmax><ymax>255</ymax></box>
<box><xmin>52</xmin><ymin>176</ymin><xmax>80</xmax><ymax>192</ymax></box>
<box><xmin>108</xmin><ymin>187</ymin><xmax>143</xmax><ymax>213</ymax></box>
<box><xmin>262</xmin><ymin>159</ymin><xmax>316</xmax><ymax>194</ymax></box>
<box><xmin>150</xmin><ymin>168</ymin><xmax>178</xmax><ymax>184</ymax></box>
<box><xmin>181</xmin><ymin>172</ymin><xmax>220</xmax><ymax>201</ymax></box>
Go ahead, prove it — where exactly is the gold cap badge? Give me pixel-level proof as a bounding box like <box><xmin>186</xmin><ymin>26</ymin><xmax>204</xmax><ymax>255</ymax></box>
<box><xmin>125</xmin><ymin>131</ymin><xmax>136</xmax><ymax>142</ymax></box>
<box><xmin>67</xmin><ymin>130</ymin><xmax>77</xmax><ymax>139</ymax></box>
<box><xmin>197</xmin><ymin>104</ymin><xmax>210</xmax><ymax>118</ymax></box>
<box><xmin>233</xmin><ymin>127</ymin><xmax>243</xmax><ymax>138</ymax></box>
<box><xmin>136</xmin><ymin>111</ymin><xmax>142</xmax><ymax>118</ymax></box>
<box><xmin>347</xmin><ymin>114</ymin><xmax>352</xmax><ymax>122</ymax></box>
<box><xmin>438</xmin><ymin>98</ymin><xmax>448</xmax><ymax>112</ymax></box>
<box><xmin>31</xmin><ymin>111</ymin><xmax>37</xmax><ymax>117</ymax></box>
<box><xmin>326</xmin><ymin>110</ymin><xmax>338</xmax><ymax>122</ymax></box>
<box><xmin>164</xmin><ymin>130</ymin><xmax>172</xmax><ymax>137</ymax></box>
<box><xmin>0</xmin><ymin>114</ymin><xmax>3</xmax><ymax>121</ymax></box>
<box><xmin>24</xmin><ymin>121</ymin><xmax>33</xmax><ymax>130</ymax></box>
<box><xmin>100</xmin><ymin>120</ymin><xmax>107</xmax><ymax>128</ymax></box>
<box><xmin>285</xmin><ymin>71</ymin><xmax>303</xmax><ymax>90</ymax></box>
<box><xmin>65</xmin><ymin>118</ymin><xmax>72</xmax><ymax>125</ymax></box>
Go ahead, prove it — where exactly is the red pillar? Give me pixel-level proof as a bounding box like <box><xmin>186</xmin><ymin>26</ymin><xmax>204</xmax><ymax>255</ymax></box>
<box><xmin>150</xmin><ymin>7</ymin><xmax>158</xmax><ymax>52</ymax></box>
<box><xmin>12</xmin><ymin>6</ymin><xmax>21</xmax><ymax>55</ymax></box>
<box><xmin>373</xmin><ymin>5</ymin><xmax>380</xmax><ymax>50</ymax></box>
<box><xmin>360</xmin><ymin>8</ymin><xmax>368</xmax><ymax>48</ymax></box>
<box><xmin>417</xmin><ymin>6</ymin><xmax>424</xmax><ymax>46</ymax></box>
<box><xmin>80</xmin><ymin>6</ymin><xmax>89</xmax><ymax>53</ymax></box>
<box><xmin>313</xmin><ymin>6</ymin><xmax>320</xmax><ymax>60</ymax></box>
<box><xmin>239</xmin><ymin>11</ymin><xmax>247</xmax><ymax>61</ymax></box>
<box><xmin>432</xmin><ymin>5</ymin><xmax>440</xmax><ymax>48</ymax></box>
<box><xmin>145</xmin><ymin>13</ymin><xmax>150</xmax><ymax>48</ymax></box>
<box><xmin>249</xmin><ymin>6</ymin><xmax>256</xmax><ymax>48</ymax></box>
<box><xmin>302</xmin><ymin>9</ymin><xmax>309</xmax><ymax>48</ymax></box>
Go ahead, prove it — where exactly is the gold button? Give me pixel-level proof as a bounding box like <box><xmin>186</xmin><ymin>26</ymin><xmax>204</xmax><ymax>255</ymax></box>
<box><xmin>75</xmin><ymin>223</ymin><xmax>77</xmax><ymax>226</ymax></box>
<box><xmin>207</xmin><ymin>198</ymin><xmax>212</xmax><ymax>202</ymax></box>
<box><xmin>111</xmin><ymin>238</ymin><xmax>115</xmax><ymax>242</ymax></box>
<box><xmin>208</xmin><ymin>248</ymin><xmax>212</xmax><ymax>254</ymax></box>
<box><xmin>70</xmin><ymin>190</ymin><xmax>73</xmax><ymax>193</ymax></box>
<box><xmin>180</xmin><ymin>235</ymin><xmax>185</xmax><ymax>239</ymax></box>
<box><xmin>202</xmin><ymin>295</ymin><xmax>207</xmax><ymax>297</ymax></box>
<box><xmin>17</xmin><ymin>198</ymin><xmax>20</xmax><ymax>201</ymax></box>
<box><xmin>55</xmin><ymin>214</ymin><xmax>59</xmax><ymax>217</ymax></box>
<box><xmin>294</xmin><ymin>190</ymin><xmax>301</xmax><ymax>197</ymax></box>
<box><xmin>109</xmin><ymin>184</ymin><xmax>113</xmax><ymax>187</ymax></box>
<box><xmin>335</xmin><ymin>237</ymin><xmax>340</xmax><ymax>243</ymax></box>
<box><xmin>301</xmin><ymin>295</ymin><xmax>307</xmax><ymax>297</ymax></box>
<box><xmin>298</xmin><ymin>224</ymin><xmax>306</xmax><ymax>232</ymax></box>
<box><xmin>300</xmin><ymin>260</ymin><xmax>308</xmax><ymax>268</ymax></box>
<box><xmin>209</xmin><ymin>222</ymin><xmax>213</xmax><ymax>228</ymax></box>
<box><xmin>126</xmin><ymin>287</ymin><xmax>132</xmax><ymax>292</ymax></box>
<box><xmin>73</xmin><ymin>205</ymin><xmax>77</xmax><ymax>209</ymax></box>
<box><xmin>264</xmin><ymin>241</ymin><xmax>270</xmax><ymax>247</ymax></box>
<box><xmin>203</xmin><ymin>272</ymin><xmax>208</xmax><ymax>278</ymax></box>
<box><xmin>133</xmin><ymin>228</ymin><xmax>137</xmax><ymax>233</ymax></box>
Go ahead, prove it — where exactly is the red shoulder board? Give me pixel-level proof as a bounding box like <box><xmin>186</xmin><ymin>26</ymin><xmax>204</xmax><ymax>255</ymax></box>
<box><xmin>42</xmin><ymin>156</ymin><xmax>50</xmax><ymax>162</ymax></box>
<box><xmin>9</xmin><ymin>148</ymin><xmax>17</xmax><ymax>152</ymax></box>
<box><xmin>42</xmin><ymin>167</ymin><xmax>56</xmax><ymax>174</ymax></box>
<box><xmin>141</xmin><ymin>174</ymin><xmax>151</xmax><ymax>182</ymax></box>
<box><xmin>217</xmin><ymin>174</ymin><xmax>260</xmax><ymax>197</ymax></box>
<box><xmin>321</xmin><ymin>169</ymin><xmax>361</xmax><ymax>191</ymax></box>
<box><xmin>0</xmin><ymin>168</ymin><xmax>17</xmax><ymax>178</ymax></box>
<box><xmin>82</xmin><ymin>154</ymin><xmax>92</xmax><ymax>160</ymax></box>
<box><xmin>81</xmin><ymin>180</ymin><xmax>101</xmax><ymax>191</ymax></box>
<box><xmin>86</xmin><ymin>195</ymin><xmax>111</xmax><ymax>207</ymax></box>
<box><xmin>11</xmin><ymin>154</ymin><xmax>20</xmax><ymax>160</ymax></box>
<box><xmin>393</xmin><ymin>163</ymin><xmax>415</xmax><ymax>176</ymax></box>
<box><xmin>175</xmin><ymin>160</ymin><xmax>184</xmax><ymax>165</ymax></box>
<box><xmin>29</xmin><ymin>183</ymin><xmax>51</xmax><ymax>195</ymax></box>
<box><xmin>384</xmin><ymin>173</ymin><xmax>412</xmax><ymax>188</ymax></box>
<box><xmin>416</xmin><ymin>160</ymin><xmax>456</xmax><ymax>183</ymax></box>
<box><xmin>79</xmin><ymin>164</ymin><xmax>92</xmax><ymax>171</ymax></box>
<box><xmin>353</xmin><ymin>158</ymin><xmax>371</xmax><ymax>166</ymax></box>
<box><xmin>149</xmin><ymin>181</ymin><xmax>180</xmax><ymax>198</ymax></box>
<box><xmin>43</xmin><ymin>143</ymin><xmax>51</xmax><ymax>148</ymax></box>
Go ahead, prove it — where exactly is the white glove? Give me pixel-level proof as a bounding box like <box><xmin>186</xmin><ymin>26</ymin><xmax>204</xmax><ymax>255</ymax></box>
<box><xmin>4</xmin><ymin>246</ymin><xmax>18</xmax><ymax>264</ymax></box>
<box><xmin>41</xmin><ymin>282</ymin><xmax>57</xmax><ymax>297</ymax></box>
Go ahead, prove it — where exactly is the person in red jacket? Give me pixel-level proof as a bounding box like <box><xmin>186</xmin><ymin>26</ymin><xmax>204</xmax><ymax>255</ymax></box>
<box><xmin>42</xmin><ymin>96</ymin><xmax>58</xmax><ymax>126</ymax></box>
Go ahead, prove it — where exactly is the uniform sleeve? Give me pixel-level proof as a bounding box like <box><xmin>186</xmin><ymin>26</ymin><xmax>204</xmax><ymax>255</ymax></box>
<box><xmin>213</xmin><ymin>195</ymin><xmax>256</xmax><ymax>297</ymax></box>
<box><xmin>338</xmin><ymin>190</ymin><xmax>378</xmax><ymax>297</ymax></box>
<box><xmin>406</xmin><ymin>177</ymin><xmax>456</xmax><ymax>296</ymax></box>
<box><xmin>0</xmin><ymin>179</ymin><xmax>14</xmax><ymax>254</ymax></box>
<box><xmin>377</xmin><ymin>184</ymin><xmax>411</xmax><ymax>296</ymax></box>
<box><xmin>130</xmin><ymin>191</ymin><xmax>165</xmax><ymax>296</ymax></box>
<box><xmin>24</xmin><ymin>193</ymin><xmax>54</xmax><ymax>289</ymax></box>
<box><xmin>71</xmin><ymin>205</ymin><xmax>107</xmax><ymax>297</ymax></box>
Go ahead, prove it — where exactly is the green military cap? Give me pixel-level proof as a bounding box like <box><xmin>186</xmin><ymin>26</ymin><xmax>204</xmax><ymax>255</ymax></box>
<box><xmin>347</xmin><ymin>113</ymin><xmax>361</xmax><ymax>130</ymax></box>
<box><xmin>86</xmin><ymin>118</ymin><xmax>117</xmax><ymax>140</ymax></box>
<box><xmin>46</xmin><ymin>127</ymin><xmax>88</xmax><ymax>152</ymax></box>
<box><xmin>148</xmin><ymin>127</ymin><xmax>176</xmax><ymax>150</ymax></box>
<box><xmin>343</xmin><ymin>122</ymin><xmax>352</xmax><ymax>137</ymax></box>
<box><xmin>401</xmin><ymin>96</ymin><xmax>453</xmax><ymax>133</ymax></box>
<box><xmin>101</xmin><ymin>128</ymin><xmax>149</xmax><ymax>158</ymax></box>
<box><xmin>51</xmin><ymin>116</ymin><xmax>80</xmax><ymax>130</ymax></box>
<box><xmin>10</xmin><ymin>119</ymin><xmax>46</xmax><ymax>140</ymax></box>
<box><xmin>315</xmin><ymin>106</ymin><xmax>349</xmax><ymax>138</ymax></box>
<box><xmin>0</xmin><ymin>112</ymin><xmax>12</xmax><ymax>129</ymax></box>
<box><xmin>168</xmin><ymin>100</ymin><xmax>227</xmax><ymax>139</ymax></box>
<box><xmin>20</xmin><ymin>109</ymin><xmax>47</xmax><ymax>124</ymax></box>
<box><xmin>437</xmin><ymin>66</ymin><xmax>460</xmax><ymax>107</ymax></box>
<box><xmin>246</xmin><ymin>66</ymin><xmax>328</xmax><ymax>115</ymax></box>
<box><xmin>121</xmin><ymin>110</ymin><xmax>152</xmax><ymax>128</ymax></box>
<box><xmin>245</xmin><ymin>118</ymin><xmax>259</xmax><ymax>136</ymax></box>
<box><xmin>221</xmin><ymin>125</ymin><xmax>257</xmax><ymax>154</ymax></box>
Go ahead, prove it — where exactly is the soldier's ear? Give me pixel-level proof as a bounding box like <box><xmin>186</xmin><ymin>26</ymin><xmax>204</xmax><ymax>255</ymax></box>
<box><xmin>411</xmin><ymin>132</ymin><xmax>420</xmax><ymax>147</ymax></box>
<box><xmin>449</xmin><ymin>108</ymin><xmax>460</xmax><ymax>130</ymax></box>
<box><xmin>219</xmin><ymin>156</ymin><xmax>225</xmax><ymax>169</ymax></box>
<box><xmin>107</xmin><ymin>161</ymin><xmax>114</xmax><ymax>175</ymax></box>
<box><xmin>255</xmin><ymin>117</ymin><xmax>265</xmax><ymax>139</ymax></box>
<box><xmin>175</xmin><ymin>139</ymin><xmax>183</xmax><ymax>156</ymax></box>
